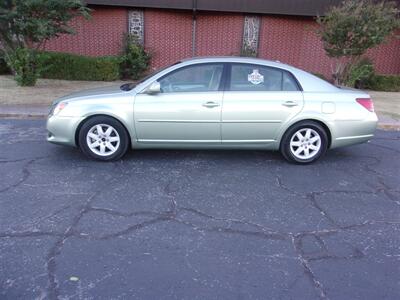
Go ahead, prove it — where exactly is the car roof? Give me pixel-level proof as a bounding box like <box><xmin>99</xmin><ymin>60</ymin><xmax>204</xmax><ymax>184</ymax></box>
<box><xmin>180</xmin><ymin>56</ymin><xmax>294</xmax><ymax>70</ymax></box>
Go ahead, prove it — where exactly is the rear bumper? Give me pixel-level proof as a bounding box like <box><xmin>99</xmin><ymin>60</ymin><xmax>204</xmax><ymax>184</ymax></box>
<box><xmin>47</xmin><ymin>115</ymin><xmax>84</xmax><ymax>147</ymax></box>
<box><xmin>330</xmin><ymin>113</ymin><xmax>378</xmax><ymax>149</ymax></box>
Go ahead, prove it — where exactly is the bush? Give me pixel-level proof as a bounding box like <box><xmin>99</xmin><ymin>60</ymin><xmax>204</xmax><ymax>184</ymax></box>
<box><xmin>0</xmin><ymin>0</ymin><xmax>90</xmax><ymax>86</ymax></box>
<box><xmin>37</xmin><ymin>52</ymin><xmax>121</xmax><ymax>81</ymax></box>
<box><xmin>0</xmin><ymin>53</ymin><xmax>11</xmax><ymax>75</ymax></box>
<box><xmin>317</xmin><ymin>0</ymin><xmax>399</xmax><ymax>85</ymax></box>
<box><xmin>342</xmin><ymin>58</ymin><xmax>400</xmax><ymax>91</ymax></box>
<box><xmin>365</xmin><ymin>75</ymin><xmax>400</xmax><ymax>92</ymax></box>
<box><xmin>5</xmin><ymin>48</ymin><xmax>39</xmax><ymax>86</ymax></box>
<box><xmin>120</xmin><ymin>34</ymin><xmax>151</xmax><ymax>80</ymax></box>
<box><xmin>346</xmin><ymin>58</ymin><xmax>375</xmax><ymax>88</ymax></box>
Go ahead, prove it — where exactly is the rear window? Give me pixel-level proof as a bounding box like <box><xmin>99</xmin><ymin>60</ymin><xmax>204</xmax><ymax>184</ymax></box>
<box><xmin>229</xmin><ymin>64</ymin><xmax>300</xmax><ymax>92</ymax></box>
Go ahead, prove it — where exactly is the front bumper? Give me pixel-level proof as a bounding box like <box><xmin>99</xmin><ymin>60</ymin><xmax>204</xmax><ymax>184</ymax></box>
<box><xmin>47</xmin><ymin>115</ymin><xmax>84</xmax><ymax>147</ymax></box>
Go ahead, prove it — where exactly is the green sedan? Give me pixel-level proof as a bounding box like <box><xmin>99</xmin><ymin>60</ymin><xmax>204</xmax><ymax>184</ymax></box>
<box><xmin>47</xmin><ymin>57</ymin><xmax>378</xmax><ymax>164</ymax></box>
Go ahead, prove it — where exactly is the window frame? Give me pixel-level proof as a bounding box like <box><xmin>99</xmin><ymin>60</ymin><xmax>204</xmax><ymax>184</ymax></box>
<box><xmin>225</xmin><ymin>63</ymin><xmax>303</xmax><ymax>92</ymax></box>
<box><xmin>156</xmin><ymin>62</ymin><xmax>229</xmax><ymax>93</ymax></box>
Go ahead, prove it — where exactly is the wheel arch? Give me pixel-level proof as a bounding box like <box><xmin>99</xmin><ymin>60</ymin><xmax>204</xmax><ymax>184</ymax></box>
<box><xmin>279</xmin><ymin>119</ymin><xmax>332</xmax><ymax>150</ymax></box>
<box><xmin>75</xmin><ymin>114</ymin><xmax>132</xmax><ymax>148</ymax></box>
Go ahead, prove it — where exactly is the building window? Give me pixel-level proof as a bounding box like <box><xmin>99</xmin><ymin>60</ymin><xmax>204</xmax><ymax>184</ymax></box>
<box><xmin>128</xmin><ymin>10</ymin><xmax>144</xmax><ymax>44</ymax></box>
<box><xmin>242</xmin><ymin>16</ymin><xmax>260</xmax><ymax>57</ymax></box>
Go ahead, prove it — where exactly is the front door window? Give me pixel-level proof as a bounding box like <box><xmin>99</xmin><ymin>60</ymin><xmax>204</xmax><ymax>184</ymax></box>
<box><xmin>158</xmin><ymin>64</ymin><xmax>224</xmax><ymax>93</ymax></box>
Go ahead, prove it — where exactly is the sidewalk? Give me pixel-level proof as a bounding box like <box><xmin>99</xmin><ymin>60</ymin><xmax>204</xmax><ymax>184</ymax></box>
<box><xmin>0</xmin><ymin>75</ymin><xmax>399</xmax><ymax>130</ymax></box>
<box><xmin>0</xmin><ymin>104</ymin><xmax>50</xmax><ymax>119</ymax></box>
<box><xmin>0</xmin><ymin>75</ymin><xmax>125</xmax><ymax>105</ymax></box>
<box><xmin>368</xmin><ymin>91</ymin><xmax>400</xmax><ymax>130</ymax></box>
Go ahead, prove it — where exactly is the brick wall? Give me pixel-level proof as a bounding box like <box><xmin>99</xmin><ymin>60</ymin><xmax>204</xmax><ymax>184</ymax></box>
<box><xmin>145</xmin><ymin>11</ymin><xmax>244</xmax><ymax>69</ymax></box>
<box><xmin>259</xmin><ymin>16</ymin><xmax>400</xmax><ymax>78</ymax></box>
<box><xmin>44</xmin><ymin>7</ymin><xmax>399</xmax><ymax>77</ymax></box>
<box><xmin>367</xmin><ymin>31</ymin><xmax>400</xmax><ymax>75</ymax></box>
<box><xmin>44</xmin><ymin>7</ymin><xmax>127</xmax><ymax>57</ymax></box>
<box><xmin>195</xmin><ymin>12</ymin><xmax>243</xmax><ymax>57</ymax></box>
<box><xmin>259</xmin><ymin>16</ymin><xmax>330</xmax><ymax>77</ymax></box>
<box><xmin>144</xmin><ymin>9</ymin><xmax>193</xmax><ymax>70</ymax></box>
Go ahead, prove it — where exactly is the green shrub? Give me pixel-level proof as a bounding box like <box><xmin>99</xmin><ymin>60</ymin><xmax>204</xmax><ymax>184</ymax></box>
<box><xmin>343</xmin><ymin>57</ymin><xmax>400</xmax><ymax>91</ymax></box>
<box><xmin>0</xmin><ymin>53</ymin><xmax>11</xmax><ymax>75</ymax></box>
<box><xmin>365</xmin><ymin>75</ymin><xmax>400</xmax><ymax>92</ymax></box>
<box><xmin>37</xmin><ymin>52</ymin><xmax>121</xmax><ymax>81</ymax></box>
<box><xmin>0</xmin><ymin>0</ymin><xmax>90</xmax><ymax>86</ymax></box>
<box><xmin>120</xmin><ymin>34</ymin><xmax>151</xmax><ymax>80</ymax></box>
<box><xmin>5</xmin><ymin>48</ymin><xmax>39</xmax><ymax>86</ymax></box>
<box><xmin>346</xmin><ymin>58</ymin><xmax>375</xmax><ymax>88</ymax></box>
<box><xmin>317</xmin><ymin>0</ymin><xmax>399</xmax><ymax>85</ymax></box>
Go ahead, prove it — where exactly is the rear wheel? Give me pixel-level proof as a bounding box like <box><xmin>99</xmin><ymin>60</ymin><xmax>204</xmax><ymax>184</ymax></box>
<box><xmin>78</xmin><ymin>116</ymin><xmax>129</xmax><ymax>161</ymax></box>
<box><xmin>280</xmin><ymin>121</ymin><xmax>328</xmax><ymax>164</ymax></box>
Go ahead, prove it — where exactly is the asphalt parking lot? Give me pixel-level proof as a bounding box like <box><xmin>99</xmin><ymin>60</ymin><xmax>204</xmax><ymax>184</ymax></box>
<box><xmin>0</xmin><ymin>119</ymin><xmax>399</xmax><ymax>300</ymax></box>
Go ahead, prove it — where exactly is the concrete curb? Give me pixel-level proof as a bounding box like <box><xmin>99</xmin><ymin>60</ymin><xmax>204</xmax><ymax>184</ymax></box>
<box><xmin>0</xmin><ymin>113</ymin><xmax>47</xmax><ymax>120</ymax></box>
<box><xmin>1</xmin><ymin>112</ymin><xmax>400</xmax><ymax>131</ymax></box>
<box><xmin>378</xmin><ymin>123</ymin><xmax>400</xmax><ymax>131</ymax></box>
<box><xmin>0</xmin><ymin>105</ymin><xmax>48</xmax><ymax>120</ymax></box>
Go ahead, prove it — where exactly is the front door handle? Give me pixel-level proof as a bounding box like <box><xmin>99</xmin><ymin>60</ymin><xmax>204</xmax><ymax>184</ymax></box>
<box><xmin>282</xmin><ymin>101</ymin><xmax>298</xmax><ymax>107</ymax></box>
<box><xmin>202</xmin><ymin>101</ymin><xmax>220</xmax><ymax>108</ymax></box>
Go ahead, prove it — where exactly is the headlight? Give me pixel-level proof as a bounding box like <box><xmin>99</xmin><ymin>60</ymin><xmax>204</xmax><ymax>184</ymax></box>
<box><xmin>50</xmin><ymin>102</ymin><xmax>68</xmax><ymax>116</ymax></box>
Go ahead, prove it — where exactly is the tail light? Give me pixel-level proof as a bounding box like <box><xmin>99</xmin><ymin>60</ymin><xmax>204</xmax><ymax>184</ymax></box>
<box><xmin>356</xmin><ymin>98</ymin><xmax>374</xmax><ymax>112</ymax></box>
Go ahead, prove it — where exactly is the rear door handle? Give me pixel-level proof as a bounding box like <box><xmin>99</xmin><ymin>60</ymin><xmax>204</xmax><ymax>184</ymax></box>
<box><xmin>282</xmin><ymin>101</ymin><xmax>298</xmax><ymax>107</ymax></box>
<box><xmin>202</xmin><ymin>101</ymin><xmax>220</xmax><ymax>108</ymax></box>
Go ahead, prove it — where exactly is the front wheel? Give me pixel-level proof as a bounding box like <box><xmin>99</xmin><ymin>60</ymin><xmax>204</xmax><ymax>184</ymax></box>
<box><xmin>280</xmin><ymin>121</ymin><xmax>328</xmax><ymax>164</ymax></box>
<box><xmin>78</xmin><ymin>116</ymin><xmax>129</xmax><ymax>161</ymax></box>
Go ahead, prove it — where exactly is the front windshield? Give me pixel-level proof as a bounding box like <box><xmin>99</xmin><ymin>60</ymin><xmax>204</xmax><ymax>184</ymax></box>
<box><xmin>120</xmin><ymin>62</ymin><xmax>180</xmax><ymax>91</ymax></box>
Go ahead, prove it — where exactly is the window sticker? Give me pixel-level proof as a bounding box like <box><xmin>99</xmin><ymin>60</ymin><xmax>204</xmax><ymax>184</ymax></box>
<box><xmin>248</xmin><ymin>69</ymin><xmax>264</xmax><ymax>85</ymax></box>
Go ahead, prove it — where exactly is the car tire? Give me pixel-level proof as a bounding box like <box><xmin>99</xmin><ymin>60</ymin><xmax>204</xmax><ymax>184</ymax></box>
<box><xmin>280</xmin><ymin>121</ymin><xmax>328</xmax><ymax>164</ymax></box>
<box><xmin>78</xmin><ymin>116</ymin><xmax>129</xmax><ymax>161</ymax></box>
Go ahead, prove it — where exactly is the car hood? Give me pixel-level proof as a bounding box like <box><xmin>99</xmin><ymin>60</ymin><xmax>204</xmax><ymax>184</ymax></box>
<box><xmin>54</xmin><ymin>85</ymin><xmax>128</xmax><ymax>104</ymax></box>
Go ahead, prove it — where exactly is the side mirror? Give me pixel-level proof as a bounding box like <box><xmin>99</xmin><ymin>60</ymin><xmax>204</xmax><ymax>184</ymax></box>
<box><xmin>145</xmin><ymin>82</ymin><xmax>161</xmax><ymax>94</ymax></box>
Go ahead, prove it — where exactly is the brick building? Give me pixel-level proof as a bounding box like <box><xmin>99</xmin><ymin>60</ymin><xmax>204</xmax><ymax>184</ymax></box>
<box><xmin>44</xmin><ymin>0</ymin><xmax>400</xmax><ymax>78</ymax></box>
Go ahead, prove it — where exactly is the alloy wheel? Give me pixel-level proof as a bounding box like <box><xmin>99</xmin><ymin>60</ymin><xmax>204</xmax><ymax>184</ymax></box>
<box><xmin>86</xmin><ymin>124</ymin><xmax>120</xmax><ymax>156</ymax></box>
<box><xmin>289</xmin><ymin>128</ymin><xmax>322</xmax><ymax>160</ymax></box>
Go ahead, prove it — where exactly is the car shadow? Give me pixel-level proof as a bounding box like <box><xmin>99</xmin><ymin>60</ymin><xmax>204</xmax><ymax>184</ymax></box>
<box><xmin>49</xmin><ymin>143</ymin><xmax>284</xmax><ymax>163</ymax></box>
<box><xmin>47</xmin><ymin>141</ymin><xmax>358</xmax><ymax>166</ymax></box>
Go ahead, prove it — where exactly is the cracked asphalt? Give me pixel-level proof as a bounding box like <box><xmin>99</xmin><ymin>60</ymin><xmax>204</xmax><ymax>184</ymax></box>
<box><xmin>0</xmin><ymin>119</ymin><xmax>399</xmax><ymax>300</ymax></box>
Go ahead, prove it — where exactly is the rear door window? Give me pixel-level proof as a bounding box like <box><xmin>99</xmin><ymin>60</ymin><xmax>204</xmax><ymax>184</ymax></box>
<box><xmin>229</xmin><ymin>64</ymin><xmax>300</xmax><ymax>92</ymax></box>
